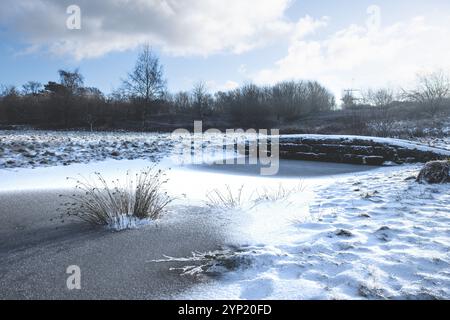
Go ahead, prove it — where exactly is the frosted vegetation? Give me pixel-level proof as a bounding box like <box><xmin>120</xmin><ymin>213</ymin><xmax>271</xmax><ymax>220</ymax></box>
<box><xmin>0</xmin><ymin>131</ymin><xmax>174</xmax><ymax>169</ymax></box>
<box><xmin>0</xmin><ymin>130</ymin><xmax>262</xmax><ymax>169</ymax></box>
<box><xmin>63</xmin><ymin>167</ymin><xmax>172</xmax><ymax>231</ymax></box>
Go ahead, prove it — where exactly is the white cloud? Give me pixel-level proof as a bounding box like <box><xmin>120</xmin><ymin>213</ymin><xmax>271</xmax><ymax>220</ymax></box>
<box><xmin>291</xmin><ymin>15</ymin><xmax>329</xmax><ymax>41</ymax></box>
<box><xmin>221</xmin><ymin>80</ymin><xmax>240</xmax><ymax>91</ymax></box>
<box><xmin>0</xmin><ymin>0</ymin><xmax>296</xmax><ymax>59</ymax></box>
<box><xmin>254</xmin><ymin>16</ymin><xmax>450</xmax><ymax>99</ymax></box>
<box><xmin>205</xmin><ymin>80</ymin><xmax>240</xmax><ymax>92</ymax></box>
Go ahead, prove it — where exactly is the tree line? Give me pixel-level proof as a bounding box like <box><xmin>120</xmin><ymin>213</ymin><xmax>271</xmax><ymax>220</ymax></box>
<box><xmin>339</xmin><ymin>70</ymin><xmax>450</xmax><ymax>136</ymax></box>
<box><xmin>0</xmin><ymin>45</ymin><xmax>335</xmax><ymax>130</ymax></box>
<box><xmin>1</xmin><ymin>45</ymin><xmax>449</xmax><ymax>134</ymax></box>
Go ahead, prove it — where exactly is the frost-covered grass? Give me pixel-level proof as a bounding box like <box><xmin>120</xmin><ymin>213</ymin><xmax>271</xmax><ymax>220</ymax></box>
<box><xmin>253</xmin><ymin>183</ymin><xmax>305</xmax><ymax>204</ymax></box>
<box><xmin>204</xmin><ymin>183</ymin><xmax>305</xmax><ymax>210</ymax></box>
<box><xmin>0</xmin><ymin>130</ymin><xmax>173</xmax><ymax>169</ymax></box>
<box><xmin>64</xmin><ymin>167</ymin><xmax>173</xmax><ymax>231</ymax></box>
<box><xmin>205</xmin><ymin>185</ymin><xmax>247</xmax><ymax>210</ymax></box>
<box><xmin>0</xmin><ymin>130</ymin><xmax>260</xmax><ymax>169</ymax></box>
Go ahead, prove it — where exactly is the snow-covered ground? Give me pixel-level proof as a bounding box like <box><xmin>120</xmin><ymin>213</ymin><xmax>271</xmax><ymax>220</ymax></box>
<box><xmin>171</xmin><ymin>165</ymin><xmax>450</xmax><ymax>300</ymax></box>
<box><xmin>415</xmin><ymin>136</ymin><xmax>450</xmax><ymax>151</ymax></box>
<box><xmin>1</xmin><ymin>131</ymin><xmax>449</xmax><ymax>300</ymax></box>
<box><xmin>0</xmin><ymin>130</ymin><xmax>174</xmax><ymax>169</ymax></box>
<box><xmin>0</xmin><ymin>130</ymin><xmax>257</xmax><ymax>169</ymax></box>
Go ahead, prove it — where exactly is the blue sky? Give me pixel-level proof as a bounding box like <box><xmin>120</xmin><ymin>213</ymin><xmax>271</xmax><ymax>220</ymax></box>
<box><xmin>1</xmin><ymin>0</ymin><xmax>450</xmax><ymax>97</ymax></box>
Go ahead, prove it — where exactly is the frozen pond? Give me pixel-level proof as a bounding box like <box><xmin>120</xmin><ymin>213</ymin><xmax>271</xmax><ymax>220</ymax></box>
<box><xmin>0</xmin><ymin>156</ymin><xmax>378</xmax><ymax>192</ymax></box>
<box><xmin>1</xmin><ymin>131</ymin><xmax>449</xmax><ymax>300</ymax></box>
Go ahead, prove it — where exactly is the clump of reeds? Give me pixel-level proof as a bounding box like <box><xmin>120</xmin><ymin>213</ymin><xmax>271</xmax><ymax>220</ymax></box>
<box><xmin>253</xmin><ymin>183</ymin><xmax>305</xmax><ymax>203</ymax></box>
<box><xmin>205</xmin><ymin>182</ymin><xmax>305</xmax><ymax>210</ymax></box>
<box><xmin>63</xmin><ymin>167</ymin><xmax>172</xmax><ymax>230</ymax></box>
<box><xmin>205</xmin><ymin>185</ymin><xmax>246</xmax><ymax>210</ymax></box>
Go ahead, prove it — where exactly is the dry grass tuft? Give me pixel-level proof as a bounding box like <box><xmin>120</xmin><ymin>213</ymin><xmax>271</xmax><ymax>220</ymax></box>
<box><xmin>205</xmin><ymin>185</ymin><xmax>246</xmax><ymax>210</ymax></box>
<box><xmin>205</xmin><ymin>182</ymin><xmax>305</xmax><ymax>210</ymax></box>
<box><xmin>63</xmin><ymin>167</ymin><xmax>172</xmax><ymax>229</ymax></box>
<box><xmin>253</xmin><ymin>182</ymin><xmax>305</xmax><ymax>203</ymax></box>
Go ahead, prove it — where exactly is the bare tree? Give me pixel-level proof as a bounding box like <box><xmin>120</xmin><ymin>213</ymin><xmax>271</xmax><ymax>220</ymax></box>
<box><xmin>271</xmin><ymin>81</ymin><xmax>306</xmax><ymax>120</ymax></box>
<box><xmin>362</xmin><ymin>88</ymin><xmax>396</xmax><ymax>136</ymax></box>
<box><xmin>363</xmin><ymin>88</ymin><xmax>394</xmax><ymax>108</ymax></box>
<box><xmin>192</xmin><ymin>82</ymin><xmax>211</xmax><ymax>118</ymax></box>
<box><xmin>306</xmin><ymin>81</ymin><xmax>336</xmax><ymax>113</ymax></box>
<box><xmin>122</xmin><ymin>45</ymin><xmax>166</xmax><ymax>126</ymax></box>
<box><xmin>54</xmin><ymin>69</ymin><xmax>85</xmax><ymax>127</ymax></box>
<box><xmin>0</xmin><ymin>85</ymin><xmax>19</xmax><ymax>97</ymax></box>
<box><xmin>59</xmin><ymin>69</ymin><xmax>84</xmax><ymax>95</ymax></box>
<box><xmin>0</xmin><ymin>85</ymin><xmax>20</xmax><ymax>123</ymax></box>
<box><xmin>231</xmin><ymin>83</ymin><xmax>271</xmax><ymax>126</ymax></box>
<box><xmin>80</xmin><ymin>87</ymin><xmax>104</xmax><ymax>131</ymax></box>
<box><xmin>173</xmin><ymin>91</ymin><xmax>192</xmax><ymax>113</ymax></box>
<box><xmin>22</xmin><ymin>81</ymin><xmax>42</xmax><ymax>96</ymax></box>
<box><xmin>122</xmin><ymin>45</ymin><xmax>166</xmax><ymax>101</ymax></box>
<box><xmin>404</xmin><ymin>70</ymin><xmax>450</xmax><ymax>117</ymax></box>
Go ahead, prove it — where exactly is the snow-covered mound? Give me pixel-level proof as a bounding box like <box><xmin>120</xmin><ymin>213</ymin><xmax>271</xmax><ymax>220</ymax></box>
<box><xmin>417</xmin><ymin>161</ymin><xmax>450</xmax><ymax>184</ymax></box>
